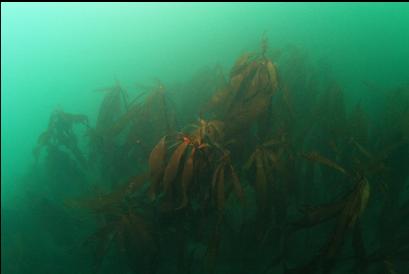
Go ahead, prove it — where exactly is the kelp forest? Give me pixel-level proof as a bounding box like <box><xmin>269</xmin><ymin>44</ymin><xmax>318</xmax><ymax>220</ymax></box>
<box><xmin>9</xmin><ymin>37</ymin><xmax>409</xmax><ymax>274</ymax></box>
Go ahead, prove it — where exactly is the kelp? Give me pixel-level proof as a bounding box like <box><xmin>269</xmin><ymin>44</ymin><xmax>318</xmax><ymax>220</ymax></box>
<box><xmin>244</xmin><ymin>136</ymin><xmax>291</xmax><ymax>218</ymax></box>
<box><xmin>148</xmin><ymin>136</ymin><xmax>167</xmax><ymax>200</ymax></box>
<box><xmin>127</xmin><ymin>82</ymin><xmax>177</xmax><ymax>150</ymax></box>
<box><xmin>147</xmin><ymin>118</ymin><xmax>244</xmax><ymax>213</ymax></box>
<box><xmin>70</xmin><ymin>173</ymin><xmax>155</xmax><ymax>273</ymax></box>
<box><xmin>83</xmin><ymin>209</ymin><xmax>157</xmax><ymax>274</ymax></box>
<box><xmin>206</xmin><ymin>37</ymin><xmax>278</xmax><ymax>138</ymax></box>
<box><xmin>94</xmin><ymin>81</ymin><xmax>127</xmax><ymax>134</ymax></box>
<box><xmin>211</xmin><ymin>152</ymin><xmax>244</xmax><ymax>214</ymax></box>
<box><xmin>29</xmin><ymin>35</ymin><xmax>409</xmax><ymax>274</ymax></box>
<box><xmin>302</xmin><ymin>151</ymin><xmax>347</xmax><ymax>175</ymax></box>
<box><xmin>66</xmin><ymin>173</ymin><xmax>148</xmax><ymax>214</ymax></box>
<box><xmin>163</xmin><ymin>140</ymin><xmax>189</xmax><ymax>194</ymax></box>
<box><xmin>33</xmin><ymin>109</ymin><xmax>89</xmax><ymax>169</ymax></box>
<box><xmin>296</xmin><ymin>150</ymin><xmax>372</xmax><ymax>273</ymax></box>
<box><xmin>176</xmin><ymin>64</ymin><xmax>227</xmax><ymax>125</ymax></box>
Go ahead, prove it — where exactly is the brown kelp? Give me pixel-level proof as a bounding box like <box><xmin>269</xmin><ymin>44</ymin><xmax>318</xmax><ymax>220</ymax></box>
<box><xmin>33</xmin><ymin>109</ymin><xmax>89</xmax><ymax>169</ymax></box>
<box><xmin>31</xmin><ymin>36</ymin><xmax>409</xmax><ymax>274</ymax></box>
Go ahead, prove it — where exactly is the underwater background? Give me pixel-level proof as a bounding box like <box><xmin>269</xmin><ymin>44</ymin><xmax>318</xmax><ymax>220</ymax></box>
<box><xmin>2</xmin><ymin>2</ymin><xmax>409</xmax><ymax>274</ymax></box>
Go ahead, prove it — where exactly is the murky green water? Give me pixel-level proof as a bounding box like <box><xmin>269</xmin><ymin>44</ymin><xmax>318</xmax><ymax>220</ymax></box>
<box><xmin>2</xmin><ymin>3</ymin><xmax>409</xmax><ymax>274</ymax></box>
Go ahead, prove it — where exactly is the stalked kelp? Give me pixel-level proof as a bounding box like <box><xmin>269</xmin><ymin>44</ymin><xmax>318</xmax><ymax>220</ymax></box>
<box><xmin>33</xmin><ymin>109</ymin><xmax>89</xmax><ymax>170</ymax></box>
<box><xmin>206</xmin><ymin>35</ymin><xmax>278</xmax><ymax>140</ymax></box>
<box><xmin>29</xmin><ymin>36</ymin><xmax>409</xmax><ymax>274</ymax></box>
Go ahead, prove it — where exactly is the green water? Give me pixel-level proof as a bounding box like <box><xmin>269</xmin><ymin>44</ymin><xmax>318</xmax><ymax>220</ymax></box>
<box><xmin>2</xmin><ymin>3</ymin><xmax>409</xmax><ymax>274</ymax></box>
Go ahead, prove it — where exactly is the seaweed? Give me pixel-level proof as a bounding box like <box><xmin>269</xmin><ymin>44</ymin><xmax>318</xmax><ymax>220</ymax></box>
<box><xmin>29</xmin><ymin>35</ymin><xmax>409</xmax><ymax>274</ymax></box>
<box><xmin>33</xmin><ymin>109</ymin><xmax>89</xmax><ymax>169</ymax></box>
